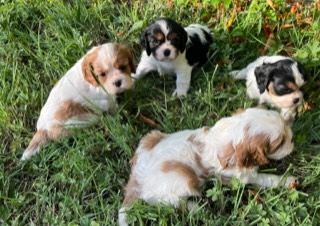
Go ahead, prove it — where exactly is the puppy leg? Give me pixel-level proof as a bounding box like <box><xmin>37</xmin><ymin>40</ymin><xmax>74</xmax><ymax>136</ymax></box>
<box><xmin>21</xmin><ymin>130</ymin><xmax>49</xmax><ymax>160</ymax></box>
<box><xmin>230</xmin><ymin>68</ymin><xmax>248</xmax><ymax>80</ymax></box>
<box><xmin>133</xmin><ymin>55</ymin><xmax>155</xmax><ymax>80</ymax></box>
<box><xmin>21</xmin><ymin>125</ymin><xmax>68</xmax><ymax>160</ymax></box>
<box><xmin>173</xmin><ymin>67</ymin><xmax>193</xmax><ymax>97</ymax></box>
<box><xmin>119</xmin><ymin>175</ymin><xmax>140</xmax><ymax>226</ymax></box>
<box><xmin>281</xmin><ymin>107</ymin><xmax>297</xmax><ymax>125</ymax></box>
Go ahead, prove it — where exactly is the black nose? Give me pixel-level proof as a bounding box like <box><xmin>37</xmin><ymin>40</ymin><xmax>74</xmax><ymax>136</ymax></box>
<box><xmin>293</xmin><ymin>98</ymin><xmax>300</xmax><ymax>104</ymax></box>
<box><xmin>114</xmin><ymin>80</ymin><xmax>122</xmax><ymax>87</ymax></box>
<box><xmin>164</xmin><ymin>49</ymin><xmax>171</xmax><ymax>57</ymax></box>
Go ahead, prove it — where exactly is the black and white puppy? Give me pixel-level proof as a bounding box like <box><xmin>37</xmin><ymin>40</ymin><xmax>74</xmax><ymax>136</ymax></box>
<box><xmin>230</xmin><ymin>56</ymin><xmax>306</xmax><ymax>121</ymax></box>
<box><xmin>133</xmin><ymin>18</ymin><xmax>213</xmax><ymax>96</ymax></box>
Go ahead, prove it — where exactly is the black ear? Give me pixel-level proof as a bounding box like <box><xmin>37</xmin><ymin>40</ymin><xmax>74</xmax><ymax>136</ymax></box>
<box><xmin>254</xmin><ymin>64</ymin><xmax>272</xmax><ymax>93</ymax></box>
<box><xmin>297</xmin><ymin>61</ymin><xmax>306</xmax><ymax>80</ymax></box>
<box><xmin>178</xmin><ymin>29</ymin><xmax>188</xmax><ymax>53</ymax></box>
<box><xmin>140</xmin><ymin>29</ymin><xmax>151</xmax><ymax>56</ymax></box>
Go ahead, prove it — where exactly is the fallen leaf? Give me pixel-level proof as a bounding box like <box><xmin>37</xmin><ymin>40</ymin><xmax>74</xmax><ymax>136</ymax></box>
<box><xmin>139</xmin><ymin>113</ymin><xmax>159</xmax><ymax>128</ymax></box>
<box><xmin>248</xmin><ymin>189</ymin><xmax>264</xmax><ymax>203</ymax></box>
<box><xmin>304</xmin><ymin>101</ymin><xmax>315</xmax><ymax>111</ymax></box>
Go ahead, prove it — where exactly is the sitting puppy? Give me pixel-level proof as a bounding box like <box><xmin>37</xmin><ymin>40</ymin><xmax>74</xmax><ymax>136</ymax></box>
<box><xmin>133</xmin><ymin>18</ymin><xmax>213</xmax><ymax>96</ymax></box>
<box><xmin>118</xmin><ymin>108</ymin><xmax>297</xmax><ymax>226</ymax></box>
<box><xmin>21</xmin><ymin>43</ymin><xmax>135</xmax><ymax>160</ymax></box>
<box><xmin>230</xmin><ymin>56</ymin><xmax>306</xmax><ymax>121</ymax></box>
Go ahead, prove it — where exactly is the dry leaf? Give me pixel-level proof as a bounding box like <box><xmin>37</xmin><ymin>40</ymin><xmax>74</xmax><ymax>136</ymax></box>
<box><xmin>139</xmin><ymin>114</ymin><xmax>159</xmax><ymax>128</ymax></box>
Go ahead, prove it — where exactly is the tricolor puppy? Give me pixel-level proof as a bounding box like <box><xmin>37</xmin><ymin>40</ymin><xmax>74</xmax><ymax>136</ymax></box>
<box><xmin>230</xmin><ymin>56</ymin><xmax>306</xmax><ymax>121</ymax></box>
<box><xmin>119</xmin><ymin>108</ymin><xmax>297</xmax><ymax>226</ymax></box>
<box><xmin>21</xmin><ymin>43</ymin><xmax>135</xmax><ymax>160</ymax></box>
<box><xmin>133</xmin><ymin>18</ymin><xmax>213</xmax><ymax>96</ymax></box>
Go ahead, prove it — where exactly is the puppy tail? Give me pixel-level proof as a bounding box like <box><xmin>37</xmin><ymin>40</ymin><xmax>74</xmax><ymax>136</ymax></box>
<box><xmin>21</xmin><ymin>130</ymin><xmax>49</xmax><ymax>160</ymax></box>
<box><xmin>230</xmin><ymin>70</ymin><xmax>247</xmax><ymax>80</ymax></box>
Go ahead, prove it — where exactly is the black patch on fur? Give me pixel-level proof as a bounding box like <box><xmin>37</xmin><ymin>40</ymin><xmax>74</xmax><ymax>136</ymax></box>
<box><xmin>185</xmin><ymin>28</ymin><xmax>213</xmax><ymax>66</ymax></box>
<box><xmin>140</xmin><ymin>23</ymin><xmax>165</xmax><ymax>56</ymax></box>
<box><xmin>297</xmin><ymin>61</ymin><xmax>306</xmax><ymax>81</ymax></box>
<box><xmin>254</xmin><ymin>59</ymin><xmax>298</xmax><ymax>95</ymax></box>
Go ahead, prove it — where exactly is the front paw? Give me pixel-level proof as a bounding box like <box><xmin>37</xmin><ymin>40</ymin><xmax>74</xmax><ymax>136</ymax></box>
<box><xmin>172</xmin><ymin>89</ymin><xmax>187</xmax><ymax>97</ymax></box>
<box><xmin>284</xmin><ymin>176</ymin><xmax>299</xmax><ymax>189</ymax></box>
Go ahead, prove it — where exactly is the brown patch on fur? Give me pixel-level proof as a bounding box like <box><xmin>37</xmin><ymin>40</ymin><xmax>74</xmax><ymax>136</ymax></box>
<box><xmin>140</xmin><ymin>130</ymin><xmax>165</xmax><ymax>151</ymax></box>
<box><xmin>129</xmin><ymin>154</ymin><xmax>138</xmax><ymax>168</ymax></box>
<box><xmin>161</xmin><ymin>160</ymin><xmax>200</xmax><ymax>191</ymax></box>
<box><xmin>267</xmin><ymin>82</ymin><xmax>276</xmax><ymax>95</ymax></box>
<box><xmin>219</xmin><ymin>126</ymin><xmax>286</xmax><ymax>169</ymax></box>
<box><xmin>113</xmin><ymin>44</ymin><xmax>135</xmax><ymax>74</ymax></box>
<box><xmin>187</xmin><ymin>134</ymin><xmax>205</xmax><ymax>152</ymax></box>
<box><xmin>233</xmin><ymin>108</ymin><xmax>245</xmax><ymax>115</ymax></box>
<box><xmin>54</xmin><ymin>100</ymin><xmax>91</xmax><ymax>122</ymax></box>
<box><xmin>202</xmin><ymin>126</ymin><xmax>210</xmax><ymax>133</ymax></box>
<box><xmin>153</xmin><ymin>32</ymin><xmax>165</xmax><ymax>42</ymax></box>
<box><xmin>123</xmin><ymin>175</ymin><xmax>140</xmax><ymax>206</ymax></box>
<box><xmin>194</xmin><ymin>153</ymin><xmax>209</xmax><ymax>177</ymax></box>
<box><xmin>82</xmin><ymin>47</ymin><xmax>101</xmax><ymax>86</ymax></box>
<box><xmin>25</xmin><ymin>130</ymin><xmax>49</xmax><ymax>152</ymax></box>
<box><xmin>218</xmin><ymin>142</ymin><xmax>236</xmax><ymax>168</ymax></box>
<box><xmin>287</xmin><ymin>82</ymin><xmax>298</xmax><ymax>91</ymax></box>
<box><xmin>167</xmin><ymin>32</ymin><xmax>177</xmax><ymax>41</ymax></box>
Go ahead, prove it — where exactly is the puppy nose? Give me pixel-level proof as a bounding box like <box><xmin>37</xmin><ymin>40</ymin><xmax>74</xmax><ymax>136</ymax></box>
<box><xmin>293</xmin><ymin>98</ymin><xmax>300</xmax><ymax>104</ymax></box>
<box><xmin>164</xmin><ymin>49</ymin><xmax>171</xmax><ymax>57</ymax></box>
<box><xmin>114</xmin><ymin>80</ymin><xmax>122</xmax><ymax>87</ymax></box>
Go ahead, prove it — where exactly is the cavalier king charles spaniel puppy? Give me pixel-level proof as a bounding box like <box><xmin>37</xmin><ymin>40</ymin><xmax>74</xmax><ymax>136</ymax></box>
<box><xmin>118</xmin><ymin>108</ymin><xmax>297</xmax><ymax>226</ymax></box>
<box><xmin>230</xmin><ymin>56</ymin><xmax>306</xmax><ymax>122</ymax></box>
<box><xmin>21</xmin><ymin>43</ymin><xmax>135</xmax><ymax>160</ymax></box>
<box><xmin>133</xmin><ymin>18</ymin><xmax>213</xmax><ymax>96</ymax></box>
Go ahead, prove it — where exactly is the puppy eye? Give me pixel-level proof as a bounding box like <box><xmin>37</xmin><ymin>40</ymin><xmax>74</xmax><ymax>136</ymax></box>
<box><xmin>118</xmin><ymin>65</ymin><xmax>127</xmax><ymax>71</ymax></box>
<box><xmin>100</xmin><ymin>72</ymin><xmax>106</xmax><ymax>77</ymax></box>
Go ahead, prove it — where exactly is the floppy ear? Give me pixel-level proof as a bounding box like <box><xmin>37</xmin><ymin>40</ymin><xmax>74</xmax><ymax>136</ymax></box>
<box><xmin>81</xmin><ymin>50</ymin><xmax>99</xmax><ymax>86</ymax></box>
<box><xmin>297</xmin><ymin>61</ymin><xmax>306</xmax><ymax>80</ymax></box>
<box><xmin>235</xmin><ymin>134</ymin><xmax>270</xmax><ymax>168</ymax></box>
<box><xmin>178</xmin><ymin>29</ymin><xmax>188</xmax><ymax>53</ymax></box>
<box><xmin>140</xmin><ymin>29</ymin><xmax>151</xmax><ymax>56</ymax></box>
<box><xmin>254</xmin><ymin>64</ymin><xmax>272</xmax><ymax>93</ymax></box>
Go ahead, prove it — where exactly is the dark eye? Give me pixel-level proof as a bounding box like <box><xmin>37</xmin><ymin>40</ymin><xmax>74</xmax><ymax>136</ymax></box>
<box><xmin>119</xmin><ymin>65</ymin><xmax>127</xmax><ymax>71</ymax></box>
<box><xmin>100</xmin><ymin>72</ymin><xmax>106</xmax><ymax>77</ymax></box>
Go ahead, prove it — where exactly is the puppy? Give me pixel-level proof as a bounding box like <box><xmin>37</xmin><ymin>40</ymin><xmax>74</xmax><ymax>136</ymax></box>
<box><xmin>230</xmin><ymin>56</ymin><xmax>306</xmax><ymax>121</ymax></box>
<box><xmin>133</xmin><ymin>18</ymin><xmax>213</xmax><ymax>96</ymax></box>
<box><xmin>118</xmin><ymin>108</ymin><xmax>297</xmax><ymax>226</ymax></box>
<box><xmin>21</xmin><ymin>43</ymin><xmax>135</xmax><ymax>160</ymax></box>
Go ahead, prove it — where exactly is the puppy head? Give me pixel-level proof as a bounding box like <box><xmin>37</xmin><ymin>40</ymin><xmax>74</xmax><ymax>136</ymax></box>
<box><xmin>140</xmin><ymin>18</ymin><xmax>188</xmax><ymax>61</ymax></box>
<box><xmin>254</xmin><ymin>59</ymin><xmax>305</xmax><ymax>109</ymax></box>
<box><xmin>219</xmin><ymin>109</ymin><xmax>294</xmax><ymax>169</ymax></box>
<box><xmin>82</xmin><ymin>43</ymin><xmax>135</xmax><ymax>94</ymax></box>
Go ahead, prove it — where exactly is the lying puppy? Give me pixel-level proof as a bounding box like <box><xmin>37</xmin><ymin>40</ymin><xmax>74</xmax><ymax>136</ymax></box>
<box><xmin>119</xmin><ymin>108</ymin><xmax>297</xmax><ymax>226</ymax></box>
<box><xmin>21</xmin><ymin>43</ymin><xmax>135</xmax><ymax>160</ymax></box>
<box><xmin>230</xmin><ymin>56</ymin><xmax>306</xmax><ymax>121</ymax></box>
<box><xmin>133</xmin><ymin>18</ymin><xmax>213</xmax><ymax>96</ymax></box>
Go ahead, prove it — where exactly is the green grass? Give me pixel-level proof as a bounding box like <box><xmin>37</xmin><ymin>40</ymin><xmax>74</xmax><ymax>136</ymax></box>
<box><xmin>1</xmin><ymin>0</ymin><xmax>320</xmax><ymax>225</ymax></box>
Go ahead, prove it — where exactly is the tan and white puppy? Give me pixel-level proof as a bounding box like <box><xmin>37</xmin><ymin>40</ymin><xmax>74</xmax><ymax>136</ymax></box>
<box><xmin>21</xmin><ymin>43</ymin><xmax>135</xmax><ymax>160</ymax></box>
<box><xmin>230</xmin><ymin>56</ymin><xmax>306</xmax><ymax>122</ymax></box>
<box><xmin>119</xmin><ymin>108</ymin><xmax>297</xmax><ymax>226</ymax></box>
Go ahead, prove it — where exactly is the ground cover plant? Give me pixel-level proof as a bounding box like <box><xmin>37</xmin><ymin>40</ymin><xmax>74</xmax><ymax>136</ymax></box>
<box><xmin>0</xmin><ymin>0</ymin><xmax>319</xmax><ymax>225</ymax></box>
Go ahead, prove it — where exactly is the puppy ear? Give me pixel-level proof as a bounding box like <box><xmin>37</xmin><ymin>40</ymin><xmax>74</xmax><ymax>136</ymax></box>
<box><xmin>128</xmin><ymin>50</ymin><xmax>136</xmax><ymax>73</ymax></box>
<box><xmin>178</xmin><ymin>29</ymin><xmax>188</xmax><ymax>53</ymax></box>
<box><xmin>235</xmin><ymin>133</ymin><xmax>270</xmax><ymax>168</ymax></box>
<box><xmin>254</xmin><ymin>64</ymin><xmax>272</xmax><ymax>93</ymax></box>
<box><xmin>140</xmin><ymin>29</ymin><xmax>151</xmax><ymax>56</ymax></box>
<box><xmin>81</xmin><ymin>49</ymin><xmax>99</xmax><ymax>86</ymax></box>
<box><xmin>297</xmin><ymin>61</ymin><xmax>306</xmax><ymax>80</ymax></box>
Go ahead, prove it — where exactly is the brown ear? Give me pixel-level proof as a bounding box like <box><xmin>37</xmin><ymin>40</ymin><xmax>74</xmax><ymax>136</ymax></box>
<box><xmin>81</xmin><ymin>48</ymin><xmax>99</xmax><ymax>86</ymax></box>
<box><xmin>235</xmin><ymin>134</ymin><xmax>270</xmax><ymax>168</ymax></box>
<box><xmin>114</xmin><ymin>44</ymin><xmax>136</xmax><ymax>73</ymax></box>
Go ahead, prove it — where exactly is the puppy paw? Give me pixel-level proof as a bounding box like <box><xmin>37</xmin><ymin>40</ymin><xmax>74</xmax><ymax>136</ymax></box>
<box><xmin>284</xmin><ymin>176</ymin><xmax>299</xmax><ymax>189</ymax></box>
<box><xmin>172</xmin><ymin>89</ymin><xmax>187</xmax><ymax>97</ymax></box>
<box><xmin>230</xmin><ymin>70</ymin><xmax>240</xmax><ymax>77</ymax></box>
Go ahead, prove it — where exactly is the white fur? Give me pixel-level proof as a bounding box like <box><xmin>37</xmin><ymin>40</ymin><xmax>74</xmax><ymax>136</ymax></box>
<box><xmin>21</xmin><ymin>43</ymin><xmax>133</xmax><ymax>160</ymax></box>
<box><xmin>134</xmin><ymin>21</ymin><xmax>211</xmax><ymax>96</ymax></box>
<box><xmin>231</xmin><ymin>56</ymin><xmax>305</xmax><ymax>121</ymax></box>
<box><xmin>119</xmin><ymin>108</ymin><xmax>296</xmax><ymax>225</ymax></box>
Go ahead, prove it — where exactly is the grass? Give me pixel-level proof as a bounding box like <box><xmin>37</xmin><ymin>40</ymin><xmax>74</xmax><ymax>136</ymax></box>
<box><xmin>0</xmin><ymin>0</ymin><xmax>319</xmax><ymax>225</ymax></box>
